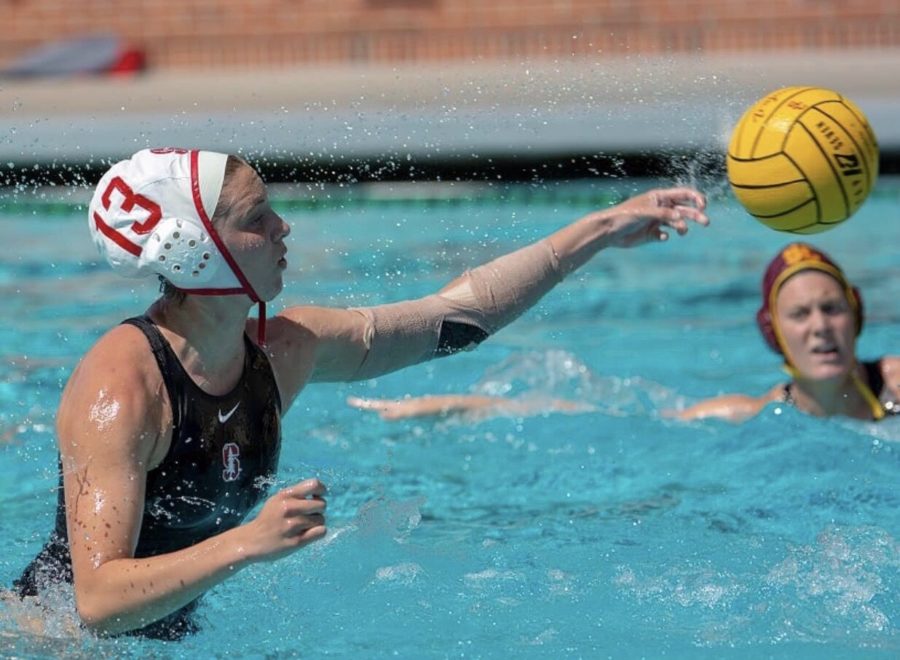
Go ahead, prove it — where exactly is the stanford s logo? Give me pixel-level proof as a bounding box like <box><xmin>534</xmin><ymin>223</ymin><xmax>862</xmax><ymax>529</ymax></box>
<box><xmin>222</xmin><ymin>443</ymin><xmax>241</xmax><ymax>482</ymax></box>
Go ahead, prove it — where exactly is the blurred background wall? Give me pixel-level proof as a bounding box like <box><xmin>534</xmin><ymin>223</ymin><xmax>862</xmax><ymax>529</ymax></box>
<box><xmin>2</xmin><ymin>0</ymin><xmax>899</xmax><ymax>69</ymax></box>
<box><xmin>1</xmin><ymin>0</ymin><xmax>898</xmax><ymax>182</ymax></box>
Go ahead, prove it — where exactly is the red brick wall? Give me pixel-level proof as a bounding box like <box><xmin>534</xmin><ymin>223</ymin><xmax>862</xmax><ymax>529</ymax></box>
<box><xmin>1</xmin><ymin>0</ymin><xmax>898</xmax><ymax>70</ymax></box>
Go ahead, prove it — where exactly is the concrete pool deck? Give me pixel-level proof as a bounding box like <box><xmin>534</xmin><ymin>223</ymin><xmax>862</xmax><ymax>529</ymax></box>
<box><xmin>1</xmin><ymin>49</ymin><xmax>899</xmax><ymax>172</ymax></box>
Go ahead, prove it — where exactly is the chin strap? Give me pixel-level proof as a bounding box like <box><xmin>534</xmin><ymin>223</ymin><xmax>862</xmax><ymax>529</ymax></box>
<box><xmin>850</xmin><ymin>369</ymin><xmax>885</xmax><ymax>420</ymax></box>
<box><xmin>257</xmin><ymin>301</ymin><xmax>267</xmax><ymax>347</ymax></box>
<box><xmin>782</xmin><ymin>361</ymin><xmax>885</xmax><ymax>420</ymax></box>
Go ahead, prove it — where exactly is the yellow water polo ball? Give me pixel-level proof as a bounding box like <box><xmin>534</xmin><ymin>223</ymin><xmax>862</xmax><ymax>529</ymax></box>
<box><xmin>726</xmin><ymin>86</ymin><xmax>878</xmax><ymax>233</ymax></box>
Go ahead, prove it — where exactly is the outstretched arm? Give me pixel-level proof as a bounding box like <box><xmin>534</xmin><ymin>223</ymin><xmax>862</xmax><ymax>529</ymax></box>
<box><xmin>544</xmin><ymin>187</ymin><xmax>708</xmax><ymax>273</ymax></box>
<box><xmin>350</xmin><ymin>187</ymin><xmax>707</xmax><ymax>378</ymax></box>
<box><xmin>270</xmin><ymin>187</ymin><xmax>707</xmax><ymax>396</ymax></box>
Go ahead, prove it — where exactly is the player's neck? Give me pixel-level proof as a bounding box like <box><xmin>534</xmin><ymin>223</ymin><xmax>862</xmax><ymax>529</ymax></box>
<box><xmin>791</xmin><ymin>369</ymin><xmax>870</xmax><ymax>419</ymax></box>
<box><xmin>147</xmin><ymin>296</ymin><xmax>252</xmax><ymax>388</ymax></box>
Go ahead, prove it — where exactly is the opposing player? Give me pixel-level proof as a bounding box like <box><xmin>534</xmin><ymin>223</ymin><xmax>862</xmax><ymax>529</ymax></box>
<box><xmin>677</xmin><ymin>243</ymin><xmax>899</xmax><ymax>421</ymax></box>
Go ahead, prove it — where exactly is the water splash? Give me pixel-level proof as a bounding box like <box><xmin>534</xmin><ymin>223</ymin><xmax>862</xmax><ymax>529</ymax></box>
<box><xmin>470</xmin><ymin>349</ymin><xmax>687</xmax><ymax>417</ymax></box>
<box><xmin>613</xmin><ymin>525</ymin><xmax>899</xmax><ymax>649</ymax></box>
<box><xmin>765</xmin><ymin>525</ymin><xmax>898</xmax><ymax>639</ymax></box>
<box><xmin>87</xmin><ymin>389</ymin><xmax>119</xmax><ymax>432</ymax></box>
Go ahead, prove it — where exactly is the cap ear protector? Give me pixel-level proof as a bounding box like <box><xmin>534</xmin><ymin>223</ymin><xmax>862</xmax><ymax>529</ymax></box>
<box><xmin>755</xmin><ymin>242</ymin><xmax>863</xmax><ymax>357</ymax></box>
<box><xmin>140</xmin><ymin>217</ymin><xmax>222</xmax><ymax>285</ymax></box>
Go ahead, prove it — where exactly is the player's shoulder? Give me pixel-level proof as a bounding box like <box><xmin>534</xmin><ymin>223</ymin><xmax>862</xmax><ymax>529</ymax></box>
<box><xmin>91</xmin><ymin>321</ymin><xmax>153</xmax><ymax>357</ymax></box>
<box><xmin>715</xmin><ymin>392</ymin><xmax>775</xmax><ymax>419</ymax></box>
<box><xmin>58</xmin><ymin>321</ymin><xmax>169</xmax><ymax>460</ymax></box>
<box><xmin>879</xmin><ymin>356</ymin><xmax>900</xmax><ymax>389</ymax></box>
<box><xmin>879</xmin><ymin>355</ymin><xmax>900</xmax><ymax>372</ymax></box>
<box><xmin>678</xmin><ymin>389</ymin><xmax>777</xmax><ymax>422</ymax></box>
<box><xmin>76</xmin><ymin>321</ymin><xmax>162</xmax><ymax>388</ymax></box>
<box><xmin>57</xmin><ymin>320</ymin><xmax>166</xmax><ymax>430</ymax></box>
<box><xmin>760</xmin><ymin>382</ymin><xmax>787</xmax><ymax>403</ymax></box>
<box><xmin>252</xmin><ymin>306</ymin><xmax>365</xmax><ymax>350</ymax></box>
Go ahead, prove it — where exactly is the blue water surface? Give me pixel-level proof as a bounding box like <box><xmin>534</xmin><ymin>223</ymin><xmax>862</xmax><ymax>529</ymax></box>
<box><xmin>1</xmin><ymin>176</ymin><xmax>898</xmax><ymax>659</ymax></box>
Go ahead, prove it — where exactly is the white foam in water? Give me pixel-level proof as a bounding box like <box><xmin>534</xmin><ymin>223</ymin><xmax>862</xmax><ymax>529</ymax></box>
<box><xmin>613</xmin><ymin>564</ymin><xmax>746</xmax><ymax>610</ymax></box>
<box><xmin>373</xmin><ymin>562</ymin><xmax>424</xmax><ymax>586</ymax></box>
<box><xmin>470</xmin><ymin>348</ymin><xmax>687</xmax><ymax>418</ymax></box>
<box><xmin>611</xmin><ymin>525</ymin><xmax>898</xmax><ymax>648</ymax></box>
<box><xmin>765</xmin><ymin>526</ymin><xmax>896</xmax><ymax>635</ymax></box>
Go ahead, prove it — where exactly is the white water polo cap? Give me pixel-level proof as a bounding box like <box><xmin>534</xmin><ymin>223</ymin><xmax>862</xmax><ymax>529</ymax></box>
<box><xmin>88</xmin><ymin>148</ymin><xmax>269</xmax><ymax>345</ymax></box>
<box><xmin>88</xmin><ymin>148</ymin><xmax>260</xmax><ymax>300</ymax></box>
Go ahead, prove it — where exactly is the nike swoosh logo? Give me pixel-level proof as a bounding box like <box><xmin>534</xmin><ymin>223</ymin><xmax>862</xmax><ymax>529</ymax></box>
<box><xmin>218</xmin><ymin>402</ymin><xmax>241</xmax><ymax>424</ymax></box>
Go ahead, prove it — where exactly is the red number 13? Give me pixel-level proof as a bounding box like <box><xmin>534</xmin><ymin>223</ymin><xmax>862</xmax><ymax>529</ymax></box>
<box><xmin>93</xmin><ymin>177</ymin><xmax>163</xmax><ymax>257</ymax></box>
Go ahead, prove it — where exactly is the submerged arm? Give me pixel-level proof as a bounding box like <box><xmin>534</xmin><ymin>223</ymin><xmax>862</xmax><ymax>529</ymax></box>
<box><xmin>346</xmin><ymin>394</ymin><xmax>509</xmax><ymax>420</ymax></box>
<box><xmin>347</xmin><ymin>394</ymin><xmax>594</xmax><ymax>420</ymax></box>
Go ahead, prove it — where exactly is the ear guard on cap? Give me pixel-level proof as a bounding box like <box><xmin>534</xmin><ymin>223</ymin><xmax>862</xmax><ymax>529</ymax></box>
<box><xmin>140</xmin><ymin>217</ymin><xmax>222</xmax><ymax>285</ymax></box>
<box><xmin>756</xmin><ymin>305</ymin><xmax>780</xmax><ymax>353</ymax></box>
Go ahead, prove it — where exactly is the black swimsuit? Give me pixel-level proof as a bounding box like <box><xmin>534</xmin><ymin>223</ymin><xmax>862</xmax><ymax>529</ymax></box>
<box><xmin>13</xmin><ymin>315</ymin><xmax>282</xmax><ymax>639</ymax></box>
<box><xmin>782</xmin><ymin>358</ymin><xmax>899</xmax><ymax>417</ymax></box>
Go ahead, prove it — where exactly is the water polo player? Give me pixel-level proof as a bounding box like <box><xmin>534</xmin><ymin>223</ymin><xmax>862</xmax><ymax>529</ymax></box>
<box><xmin>12</xmin><ymin>148</ymin><xmax>707</xmax><ymax>639</ymax></box>
<box><xmin>677</xmin><ymin>242</ymin><xmax>899</xmax><ymax>422</ymax></box>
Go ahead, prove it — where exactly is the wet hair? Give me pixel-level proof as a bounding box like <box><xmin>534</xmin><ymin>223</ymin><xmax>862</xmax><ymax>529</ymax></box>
<box><xmin>159</xmin><ymin>154</ymin><xmax>249</xmax><ymax>304</ymax></box>
<box><xmin>159</xmin><ymin>276</ymin><xmax>184</xmax><ymax>302</ymax></box>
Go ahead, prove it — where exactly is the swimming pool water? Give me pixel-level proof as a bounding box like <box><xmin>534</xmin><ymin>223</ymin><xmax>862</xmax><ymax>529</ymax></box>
<box><xmin>1</xmin><ymin>177</ymin><xmax>898</xmax><ymax>658</ymax></box>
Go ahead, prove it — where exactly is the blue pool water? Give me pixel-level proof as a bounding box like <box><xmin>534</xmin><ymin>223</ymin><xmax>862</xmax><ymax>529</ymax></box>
<box><xmin>1</xmin><ymin>176</ymin><xmax>898</xmax><ymax>658</ymax></box>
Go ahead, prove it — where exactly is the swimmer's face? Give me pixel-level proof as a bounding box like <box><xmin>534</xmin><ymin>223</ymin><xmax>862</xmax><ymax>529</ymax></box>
<box><xmin>215</xmin><ymin>163</ymin><xmax>290</xmax><ymax>302</ymax></box>
<box><xmin>775</xmin><ymin>271</ymin><xmax>857</xmax><ymax>380</ymax></box>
